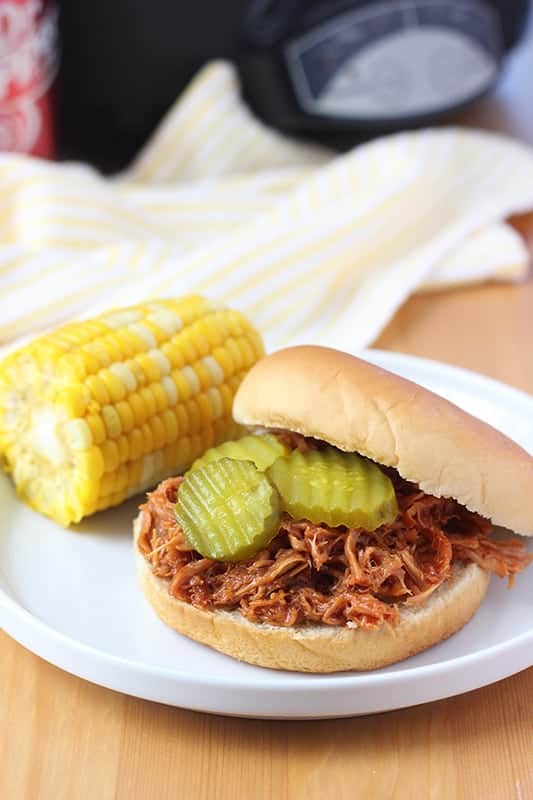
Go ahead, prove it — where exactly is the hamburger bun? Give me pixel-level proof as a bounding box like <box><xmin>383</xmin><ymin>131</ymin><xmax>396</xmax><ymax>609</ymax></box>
<box><xmin>134</xmin><ymin>346</ymin><xmax>532</xmax><ymax>672</ymax></box>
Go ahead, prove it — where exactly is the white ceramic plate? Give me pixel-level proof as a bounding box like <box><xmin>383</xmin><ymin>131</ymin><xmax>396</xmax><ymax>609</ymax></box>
<box><xmin>0</xmin><ymin>350</ymin><xmax>531</xmax><ymax>719</ymax></box>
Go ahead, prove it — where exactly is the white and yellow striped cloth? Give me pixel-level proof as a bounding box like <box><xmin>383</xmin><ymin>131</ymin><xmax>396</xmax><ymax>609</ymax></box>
<box><xmin>1</xmin><ymin>61</ymin><xmax>533</xmax><ymax>357</ymax></box>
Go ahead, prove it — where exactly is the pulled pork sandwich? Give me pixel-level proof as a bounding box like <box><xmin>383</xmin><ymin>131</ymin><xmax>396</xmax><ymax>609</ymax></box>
<box><xmin>134</xmin><ymin>346</ymin><xmax>533</xmax><ymax>672</ymax></box>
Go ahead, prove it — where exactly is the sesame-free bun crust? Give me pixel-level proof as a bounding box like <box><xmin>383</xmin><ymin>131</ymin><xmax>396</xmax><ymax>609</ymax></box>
<box><xmin>134</xmin><ymin>516</ymin><xmax>489</xmax><ymax>672</ymax></box>
<box><xmin>233</xmin><ymin>346</ymin><xmax>533</xmax><ymax>537</ymax></box>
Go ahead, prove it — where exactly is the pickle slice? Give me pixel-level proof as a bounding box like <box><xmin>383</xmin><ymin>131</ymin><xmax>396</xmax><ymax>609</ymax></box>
<box><xmin>190</xmin><ymin>433</ymin><xmax>289</xmax><ymax>474</ymax></box>
<box><xmin>267</xmin><ymin>448</ymin><xmax>397</xmax><ymax>530</ymax></box>
<box><xmin>175</xmin><ymin>458</ymin><xmax>281</xmax><ymax>561</ymax></box>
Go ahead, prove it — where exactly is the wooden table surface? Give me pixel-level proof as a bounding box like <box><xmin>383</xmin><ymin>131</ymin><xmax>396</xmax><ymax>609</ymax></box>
<box><xmin>2</xmin><ymin>21</ymin><xmax>533</xmax><ymax>800</ymax></box>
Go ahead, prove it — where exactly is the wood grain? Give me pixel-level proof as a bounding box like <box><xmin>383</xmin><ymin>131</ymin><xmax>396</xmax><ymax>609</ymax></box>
<box><xmin>0</xmin><ymin>636</ymin><xmax>531</xmax><ymax>800</ymax></box>
<box><xmin>2</xmin><ymin>16</ymin><xmax>533</xmax><ymax>800</ymax></box>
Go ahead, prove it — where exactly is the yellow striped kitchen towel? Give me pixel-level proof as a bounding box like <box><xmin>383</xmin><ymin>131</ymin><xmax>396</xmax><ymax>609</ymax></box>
<box><xmin>1</xmin><ymin>60</ymin><xmax>532</xmax><ymax>356</ymax></box>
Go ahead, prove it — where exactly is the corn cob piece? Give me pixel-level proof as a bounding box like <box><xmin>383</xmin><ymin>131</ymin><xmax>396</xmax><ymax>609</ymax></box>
<box><xmin>0</xmin><ymin>296</ymin><xmax>263</xmax><ymax>526</ymax></box>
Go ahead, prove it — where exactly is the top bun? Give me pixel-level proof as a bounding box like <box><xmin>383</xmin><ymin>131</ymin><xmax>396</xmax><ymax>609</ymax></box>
<box><xmin>233</xmin><ymin>346</ymin><xmax>533</xmax><ymax>537</ymax></box>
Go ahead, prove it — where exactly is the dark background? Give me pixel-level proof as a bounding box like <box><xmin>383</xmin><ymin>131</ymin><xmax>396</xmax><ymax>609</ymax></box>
<box><xmin>56</xmin><ymin>0</ymin><xmax>247</xmax><ymax>168</ymax></box>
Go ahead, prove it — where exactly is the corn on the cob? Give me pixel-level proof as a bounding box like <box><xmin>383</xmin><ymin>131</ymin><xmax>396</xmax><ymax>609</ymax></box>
<box><xmin>0</xmin><ymin>296</ymin><xmax>264</xmax><ymax>526</ymax></box>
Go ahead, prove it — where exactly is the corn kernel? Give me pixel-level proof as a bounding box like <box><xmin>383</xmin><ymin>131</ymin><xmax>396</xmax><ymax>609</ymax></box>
<box><xmin>196</xmin><ymin>393</ymin><xmax>213</xmax><ymax>424</ymax></box>
<box><xmin>213</xmin><ymin>417</ymin><xmax>229</xmax><ymax>441</ymax></box>
<box><xmin>57</xmin><ymin>326</ymin><xmax>85</xmax><ymax>345</ymax></box>
<box><xmin>128</xmin><ymin>392</ymin><xmax>147</xmax><ymax>425</ymax></box>
<box><xmin>186</xmin><ymin>399</ymin><xmax>201</xmax><ymax>433</ymax></box>
<box><xmin>128</xmin><ymin>428</ymin><xmax>144</xmax><ymax>461</ymax></box>
<box><xmin>57</xmin><ymin>352</ymin><xmax>86</xmax><ymax>382</ymax></box>
<box><xmin>161</xmin><ymin>375</ymin><xmax>177</xmax><ymax>406</ymax></box>
<box><xmin>197</xmin><ymin>316</ymin><xmax>224</xmax><ymax>347</ymax></box>
<box><xmin>202</xmin><ymin>355</ymin><xmax>224</xmax><ymax>385</ymax></box>
<box><xmin>76</xmin><ymin>446</ymin><xmax>105</xmax><ymax>480</ymax></box>
<box><xmin>129</xmin><ymin>323</ymin><xmax>157</xmax><ymax>349</ymax></box>
<box><xmin>48</xmin><ymin>332</ymin><xmax>75</xmax><ymax>350</ymax></box>
<box><xmin>109</xmin><ymin>362</ymin><xmax>137</xmax><ymax>393</ymax></box>
<box><xmin>190</xmin><ymin>433</ymin><xmax>203</xmax><ymax>461</ymax></box>
<box><xmin>227</xmin><ymin>310</ymin><xmax>245</xmax><ymax>336</ymax></box>
<box><xmin>143</xmin><ymin>319</ymin><xmax>166</xmax><ymax>345</ymax></box>
<box><xmin>250</xmin><ymin>329</ymin><xmax>265</xmax><ymax>359</ymax></box>
<box><xmin>135</xmin><ymin>353</ymin><xmax>161</xmax><ymax>384</ymax></box>
<box><xmin>114</xmin><ymin>330</ymin><xmax>142</xmax><ymax>358</ymax></box>
<box><xmin>127</xmin><ymin>359</ymin><xmax>147</xmax><ymax>388</ymax></box>
<box><xmin>55</xmin><ymin>385</ymin><xmax>90</xmax><ymax>417</ymax></box>
<box><xmin>147</xmin><ymin>309</ymin><xmax>183</xmax><ymax>337</ymax></box>
<box><xmin>101</xmin><ymin>440</ymin><xmax>119</xmax><ymax>473</ymax></box>
<box><xmin>210</xmin><ymin>312</ymin><xmax>229</xmax><ymax>339</ymax></box>
<box><xmin>34</xmin><ymin>342</ymin><xmax>67</xmax><ymax>369</ymax></box>
<box><xmin>161</xmin><ymin>341</ymin><xmax>186</xmax><ymax>369</ymax></box>
<box><xmin>226</xmin><ymin>338</ymin><xmax>243</xmax><ymax>371</ymax></box>
<box><xmin>228</xmin><ymin>373</ymin><xmax>243</xmax><ymax>394</ymax></box>
<box><xmin>95</xmin><ymin>488</ymin><xmax>128</xmax><ymax>510</ymax></box>
<box><xmin>192</xmin><ymin>361</ymin><xmax>212</xmax><ymax>391</ymax></box>
<box><xmin>116</xmin><ymin>400</ymin><xmax>135</xmax><ymax>434</ymax></box>
<box><xmin>86</xmin><ymin>374</ymin><xmax>111</xmax><ymax>406</ymax></box>
<box><xmin>148</xmin><ymin>349</ymin><xmax>171</xmax><ymax>376</ymax></box>
<box><xmin>73</xmin><ymin>476</ymin><xmax>99</xmax><ymax>506</ymax></box>
<box><xmin>149</xmin><ymin>415</ymin><xmax>166</xmax><ymax>450</ymax></box>
<box><xmin>141</xmin><ymin>452</ymin><xmax>156</xmax><ymax>484</ymax></box>
<box><xmin>206</xmin><ymin>387</ymin><xmax>223</xmax><ymax>418</ymax></box>
<box><xmin>219</xmin><ymin>384</ymin><xmax>234</xmax><ymax>415</ymax></box>
<box><xmin>163</xmin><ymin>441</ymin><xmax>178</xmax><ymax>470</ymax></box>
<box><xmin>139</xmin><ymin>386</ymin><xmax>156</xmax><ymax>419</ymax></box>
<box><xmin>102</xmin><ymin>405</ymin><xmax>122</xmax><ymax>438</ymax></box>
<box><xmin>161</xmin><ymin>408</ymin><xmax>178</xmax><ymax>443</ymax></box>
<box><xmin>65</xmin><ymin>492</ymin><xmax>85</xmax><ymax>524</ymax></box>
<box><xmin>114</xmin><ymin>464</ymin><xmax>129</xmax><ymax>493</ymax></box>
<box><xmin>140</xmin><ymin>421</ymin><xmax>153</xmax><ymax>455</ymax></box>
<box><xmin>174</xmin><ymin>330</ymin><xmax>197</xmax><ymax>363</ymax></box>
<box><xmin>172</xmin><ymin>370</ymin><xmax>192</xmax><ymax>402</ymax></box>
<box><xmin>175</xmin><ymin>436</ymin><xmax>192</xmax><ymax>471</ymax></box>
<box><xmin>176</xmin><ymin>404</ymin><xmax>188</xmax><ymax>436</ymax></box>
<box><xmin>99</xmin><ymin>472</ymin><xmax>115</xmax><ymax>497</ymax></box>
<box><xmin>151</xmin><ymin>382</ymin><xmax>168</xmax><ymax>413</ymax></box>
<box><xmin>189</xmin><ymin>326</ymin><xmax>210</xmax><ymax>357</ymax></box>
<box><xmin>102</xmin><ymin>309</ymin><xmax>142</xmax><ymax>329</ymax></box>
<box><xmin>79</xmin><ymin>349</ymin><xmax>101</xmax><ymax>375</ymax></box>
<box><xmin>99</xmin><ymin>335</ymin><xmax>123</xmax><ymax>363</ymax></box>
<box><xmin>116</xmin><ymin>435</ymin><xmax>129</xmax><ymax>464</ymax></box>
<box><xmin>82</xmin><ymin>340</ymin><xmax>111</xmax><ymax>368</ymax></box>
<box><xmin>65</xmin><ymin>418</ymin><xmax>92</xmax><ymax>451</ymax></box>
<box><xmin>154</xmin><ymin>449</ymin><xmax>165</xmax><ymax>475</ymax></box>
<box><xmin>182</xmin><ymin>365</ymin><xmax>201</xmax><ymax>394</ymax></box>
<box><xmin>240</xmin><ymin>338</ymin><xmax>257</xmax><ymax>368</ymax></box>
<box><xmin>112</xmin><ymin>489</ymin><xmax>129</xmax><ymax>507</ymax></box>
<box><xmin>212</xmin><ymin>346</ymin><xmax>234</xmax><ymax>377</ymax></box>
<box><xmin>200</xmin><ymin>425</ymin><xmax>215</xmax><ymax>453</ymax></box>
<box><xmin>175</xmin><ymin>295</ymin><xmax>210</xmax><ymax>323</ymax></box>
<box><xmin>99</xmin><ymin>369</ymin><xmax>127</xmax><ymax>403</ymax></box>
<box><xmin>127</xmin><ymin>458</ymin><xmax>143</xmax><ymax>489</ymax></box>
<box><xmin>86</xmin><ymin>413</ymin><xmax>106</xmax><ymax>445</ymax></box>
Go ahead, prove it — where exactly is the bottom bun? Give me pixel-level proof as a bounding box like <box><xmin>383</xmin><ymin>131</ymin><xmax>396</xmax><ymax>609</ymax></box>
<box><xmin>133</xmin><ymin>515</ymin><xmax>490</xmax><ymax>672</ymax></box>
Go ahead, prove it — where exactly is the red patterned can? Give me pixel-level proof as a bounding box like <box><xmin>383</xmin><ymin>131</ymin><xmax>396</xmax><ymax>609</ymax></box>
<box><xmin>0</xmin><ymin>0</ymin><xmax>58</xmax><ymax>157</ymax></box>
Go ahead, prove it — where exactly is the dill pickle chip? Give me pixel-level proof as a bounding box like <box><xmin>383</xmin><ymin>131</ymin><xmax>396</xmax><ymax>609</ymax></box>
<box><xmin>175</xmin><ymin>458</ymin><xmax>281</xmax><ymax>561</ymax></box>
<box><xmin>190</xmin><ymin>433</ymin><xmax>289</xmax><ymax>474</ymax></box>
<box><xmin>267</xmin><ymin>448</ymin><xmax>397</xmax><ymax>530</ymax></box>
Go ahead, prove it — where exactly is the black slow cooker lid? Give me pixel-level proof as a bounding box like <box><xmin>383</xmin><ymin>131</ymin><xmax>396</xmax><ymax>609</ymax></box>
<box><xmin>238</xmin><ymin>0</ymin><xmax>530</xmax><ymax>133</ymax></box>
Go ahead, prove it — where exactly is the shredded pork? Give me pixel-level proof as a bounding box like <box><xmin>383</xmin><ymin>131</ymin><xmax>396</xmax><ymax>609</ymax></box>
<box><xmin>138</xmin><ymin>438</ymin><xmax>532</xmax><ymax>630</ymax></box>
